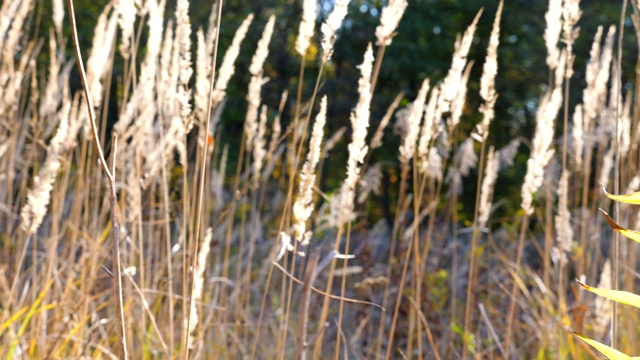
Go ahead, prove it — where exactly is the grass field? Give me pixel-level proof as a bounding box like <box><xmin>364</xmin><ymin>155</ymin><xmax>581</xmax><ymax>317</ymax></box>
<box><xmin>1</xmin><ymin>0</ymin><xmax>639</xmax><ymax>358</ymax></box>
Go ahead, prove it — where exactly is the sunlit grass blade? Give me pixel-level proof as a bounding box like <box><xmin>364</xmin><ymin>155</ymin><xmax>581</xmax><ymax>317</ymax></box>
<box><xmin>600</xmin><ymin>209</ymin><xmax>640</xmax><ymax>244</ymax></box>
<box><xmin>577</xmin><ymin>279</ymin><xmax>640</xmax><ymax>309</ymax></box>
<box><xmin>602</xmin><ymin>184</ymin><xmax>640</xmax><ymax>204</ymax></box>
<box><xmin>5</xmin><ymin>280</ymin><xmax>54</xmax><ymax>359</ymax></box>
<box><xmin>573</xmin><ymin>332</ymin><xmax>636</xmax><ymax>360</ymax></box>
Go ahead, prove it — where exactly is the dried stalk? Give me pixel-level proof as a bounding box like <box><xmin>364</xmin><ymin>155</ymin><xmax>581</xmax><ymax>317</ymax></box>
<box><xmin>66</xmin><ymin>0</ymin><xmax>127</xmax><ymax>357</ymax></box>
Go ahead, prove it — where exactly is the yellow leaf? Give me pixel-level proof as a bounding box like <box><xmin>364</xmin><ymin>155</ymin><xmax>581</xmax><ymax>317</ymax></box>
<box><xmin>600</xmin><ymin>209</ymin><xmax>640</xmax><ymax>245</ymax></box>
<box><xmin>577</xmin><ymin>280</ymin><xmax>640</xmax><ymax>309</ymax></box>
<box><xmin>602</xmin><ymin>185</ymin><xmax>640</xmax><ymax>205</ymax></box>
<box><xmin>573</xmin><ymin>332</ymin><xmax>633</xmax><ymax>360</ymax></box>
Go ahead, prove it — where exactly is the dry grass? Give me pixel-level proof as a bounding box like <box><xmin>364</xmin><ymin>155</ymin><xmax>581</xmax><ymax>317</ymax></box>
<box><xmin>1</xmin><ymin>0</ymin><xmax>639</xmax><ymax>358</ymax></box>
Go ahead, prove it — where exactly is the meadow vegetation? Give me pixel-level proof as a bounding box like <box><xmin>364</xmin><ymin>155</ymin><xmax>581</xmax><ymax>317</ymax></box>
<box><xmin>2</xmin><ymin>0</ymin><xmax>640</xmax><ymax>358</ymax></box>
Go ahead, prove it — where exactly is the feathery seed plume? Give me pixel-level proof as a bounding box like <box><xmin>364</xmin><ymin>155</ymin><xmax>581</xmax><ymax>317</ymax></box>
<box><xmin>185</xmin><ymin>227</ymin><xmax>213</xmax><ymax>349</ymax></box>
<box><xmin>599</xmin><ymin>144</ymin><xmax>614</xmax><ymax>190</ymax></box>
<box><xmin>295</xmin><ymin>0</ymin><xmax>318</xmax><ymax>57</ymax></box>
<box><xmin>521</xmin><ymin>51</ymin><xmax>566</xmax><ymax>215</ymax></box>
<box><xmin>158</xmin><ymin>20</ymin><xmax>175</xmax><ymax>116</ymax></box>
<box><xmin>252</xmin><ymin>105</ymin><xmax>268</xmax><ymax>187</ymax></box>
<box><xmin>498</xmin><ymin>139</ymin><xmax>520</xmax><ymax>169</ymax></box>
<box><xmin>458</xmin><ymin>138</ymin><xmax>477</xmax><ymax>176</ymax></box>
<box><xmin>375</xmin><ymin>0</ymin><xmax>408</xmax><ymax>47</ymax></box>
<box><xmin>425</xmin><ymin>147</ymin><xmax>443</xmax><ymax>181</ymax></box>
<box><xmin>475</xmin><ymin>0</ymin><xmax>503</xmax><ymax>141</ymax></box>
<box><xmin>445</xmin><ymin>138</ymin><xmax>477</xmax><ymax>196</ymax></box>
<box><xmin>118</xmin><ymin>0</ymin><xmax>137</xmax><ymax>58</ymax></box>
<box><xmin>82</xmin><ymin>7</ymin><xmax>118</xmax><ymax>137</ymax></box>
<box><xmin>293</xmin><ymin>96</ymin><xmax>327</xmax><ymax>245</ymax></box>
<box><xmin>478</xmin><ymin>146</ymin><xmax>499</xmax><ymax>228</ymax></box>
<box><xmin>358</xmin><ymin>162</ymin><xmax>382</xmax><ymax>204</ymax></box>
<box><xmin>245</xmin><ymin>15</ymin><xmax>276</xmax><ymax>151</ymax></box>
<box><xmin>544</xmin><ymin>0</ymin><xmax>563</xmax><ymax>70</ymax></box>
<box><xmin>554</xmin><ymin>169</ymin><xmax>573</xmax><ymax>256</ymax></box>
<box><xmin>175</xmin><ymin>0</ymin><xmax>193</xmax><ymax>128</ymax></box>
<box><xmin>626</xmin><ymin>175</ymin><xmax>640</xmax><ymax>194</ymax></box>
<box><xmin>40</xmin><ymin>31</ymin><xmax>61</xmax><ymax>120</ymax></box>
<box><xmin>571</xmin><ymin>104</ymin><xmax>583</xmax><ymax>168</ymax></box>
<box><xmin>115</xmin><ymin>0</ymin><xmax>164</xmax><ymax>142</ymax></box>
<box><xmin>21</xmin><ymin>90</ymin><xmax>76</xmax><ymax>234</ymax></box>
<box><xmin>212</xmin><ymin>14</ymin><xmax>254</xmax><ymax>107</ymax></box>
<box><xmin>399</xmin><ymin>79</ymin><xmax>430</xmax><ymax>164</ymax></box>
<box><xmin>448</xmin><ymin>62</ymin><xmax>473</xmax><ymax>132</ymax></box>
<box><xmin>583</xmin><ymin>26</ymin><xmax>614</xmax><ymax>135</ymax></box>
<box><xmin>329</xmin><ymin>44</ymin><xmax>373</xmax><ymax>226</ymax></box>
<box><xmin>594</xmin><ymin>259</ymin><xmax>611</xmax><ymax>338</ymax></box>
<box><xmin>212</xmin><ymin>145</ymin><xmax>228</xmax><ymax>212</ymax></box>
<box><xmin>321</xmin><ymin>0</ymin><xmax>350</xmax><ymax>63</ymax></box>
<box><xmin>1</xmin><ymin>0</ymin><xmax>31</xmax><ymax>68</ymax></box>
<box><xmin>195</xmin><ymin>28</ymin><xmax>210</xmax><ymax>125</ymax></box>
<box><xmin>267</xmin><ymin>91</ymin><xmax>287</xmax><ymax>163</ymax></box>
<box><xmin>417</xmin><ymin>86</ymin><xmax>440</xmax><ymax>163</ymax></box>
<box><xmin>561</xmin><ymin>0</ymin><xmax>581</xmax><ymax>78</ymax></box>
<box><xmin>439</xmin><ymin>10</ymin><xmax>481</xmax><ymax>114</ymax></box>
<box><xmin>619</xmin><ymin>92</ymin><xmax>632</xmax><ymax>158</ymax></box>
<box><xmin>52</xmin><ymin>0</ymin><xmax>64</xmax><ymax>37</ymax></box>
<box><xmin>0</xmin><ymin>1</ymin><xmax>21</xmax><ymax>55</ymax></box>
<box><xmin>249</xmin><ymin>16</ymin><xmax>275</xmax><ymax>76</ymax></box>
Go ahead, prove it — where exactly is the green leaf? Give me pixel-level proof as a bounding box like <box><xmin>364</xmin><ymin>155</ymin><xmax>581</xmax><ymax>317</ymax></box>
<box><xmin>600</xmin><ymin>209</ymin><xmax>640</xmax><ymax>245</ymax></box>
<box><xmin>573</xmin><ymin>332</ymin><xmax>633</xmax><ymax>360</ymax></box>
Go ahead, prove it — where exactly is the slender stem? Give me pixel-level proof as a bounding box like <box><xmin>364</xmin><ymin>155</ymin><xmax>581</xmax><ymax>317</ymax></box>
<box><xmin>384</xmin><ymin>163</ymin><xmax>414</xmax><ymax>360</ymax></box>
<box><xmin>504</xmin><ymin>214</ymin><xmax>530</xmax><ymax>357</ymax></box>
<box><xmin>295</xmin><ymin>251</ymin><xmax>320</xmax><ymax>360</ymax></box>
<box><xmin>334</xmin><ymin>221</ymin><xmax>353</xmax><ymax>360</ymax></box>
<box><xmin>183</xmin><ymin>1</ymin><xmax>224</xmax><ymax>357</ymax></box>
<box><xmin>370</xmin><ymin>44</ymin><xmax>386</xmax><ymax>97</ymax></box>
<box><xmin>462</xmin><ymin>140</ymin><xmax>487</xmax><ymax>359</ymax></box>
<box><xmin>66</xmin><ymin>0</ymin><xmax>112</xmax><ymax>181</ymax></box>
<box><xmin>160</xmin><ymin>147</ymin><xmax>175</xmax><ymax>353</ymax></box>
<box><xmin>373</xmin><ymin>165</ymin><xmax>410</xmax><ymax>357</ymax></box>
<box><xmin>66</xmin><ymin>1</ymin><xmax>127</xmax><ymax>357</ymax></box>
<box><xmin>611</xmin><ymin>0</ymin><xmax>627</xmax><ymax>348</ymax></box>
<box><xmin>557</xmin><ymin>37</ymin><xmax>574</xmax><ymax>326</ymax></box>
<box><xmin>110</xmin><ymin>135</ymin><xmax>128</xmax><ymax>359</ymax></box>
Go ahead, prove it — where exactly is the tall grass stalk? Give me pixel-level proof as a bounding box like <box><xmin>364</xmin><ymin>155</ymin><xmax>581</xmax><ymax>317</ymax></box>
<box><xmin>611</xmin><ymin>0</ymin><xmax>628</xmax><ymax>347</ymax></box>
<box><xmin>183</xmin><ymin>0</ymin><xmax>223</xmax><ymax>358</ymax></box>
<box><xmin>555</xmin><ymin>0</ymin><xmax>581</xmax><ymax>324</ymax></box>
<box><xmin>304</xmin><ymin>3</ymin><xmax>353</xmax><ymax>357</ymax></box>
<box><xmin>66</xmin><ymin>0</ymin><xmax>127</xmax><ymax>357</ymax></box>
<box><xmin>505</xmin><ymin>37</ymin><xmax>566</xmax><ymax>356</ymax></box>
<box><xmin>462</xmin><ymin>3</ymin><xmax>502</xmax><ymax>357</ymax></box>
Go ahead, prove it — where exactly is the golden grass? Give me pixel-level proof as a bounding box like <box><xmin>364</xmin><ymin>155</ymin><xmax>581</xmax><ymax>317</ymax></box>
<box><xmin>2</xmin><ymin>0</ymin><xmax>640</xmax><ymax>358</ymax></box>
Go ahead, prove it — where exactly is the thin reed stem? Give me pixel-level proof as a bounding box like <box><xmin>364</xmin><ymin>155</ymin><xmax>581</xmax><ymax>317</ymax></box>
<box><xmin>462</xmin><ymin>140</ymin><xmax>487</xmax><ymax>359</ymax></box>
<box><xmin>504</xmin><ymin>214</ymin><xmax>530</xmax><ymax>357</ymax></box>
<box><xmin>334</xmin><ymin>221</ymin><xmax>353</xmax><ymax>360</ymax></box>
<box><xmin>370</xmin><ymin>44</ymin><xmax>386</xmax><ymax>96</ymax></box>
<box><xmin>384</xmin><ymin>163</ymin><xmax>414</xmax><ymax>360</ymax></box>
<box><xmin>611</xmin><ymin>0</ymin><xmax>627</xmax><ymax>348</ymax></box>
<box><xmin>374</xmin><ymin>165</ymin><xmax>411</xmax><ymax>357</ymax></box>
<box><xmin>184</xmin><ymin>0</ymin><xmax>223</xmax><ymax>351</ymax></box>
<box><xmin>66</xmin><ymin>0</ymin><xmax>127</xmax><ymax>356</ymax></box>
<box><xmin>285</xmin><ymin>61</ymin><xmax>325</xmax><ymax>360</ymax></box>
